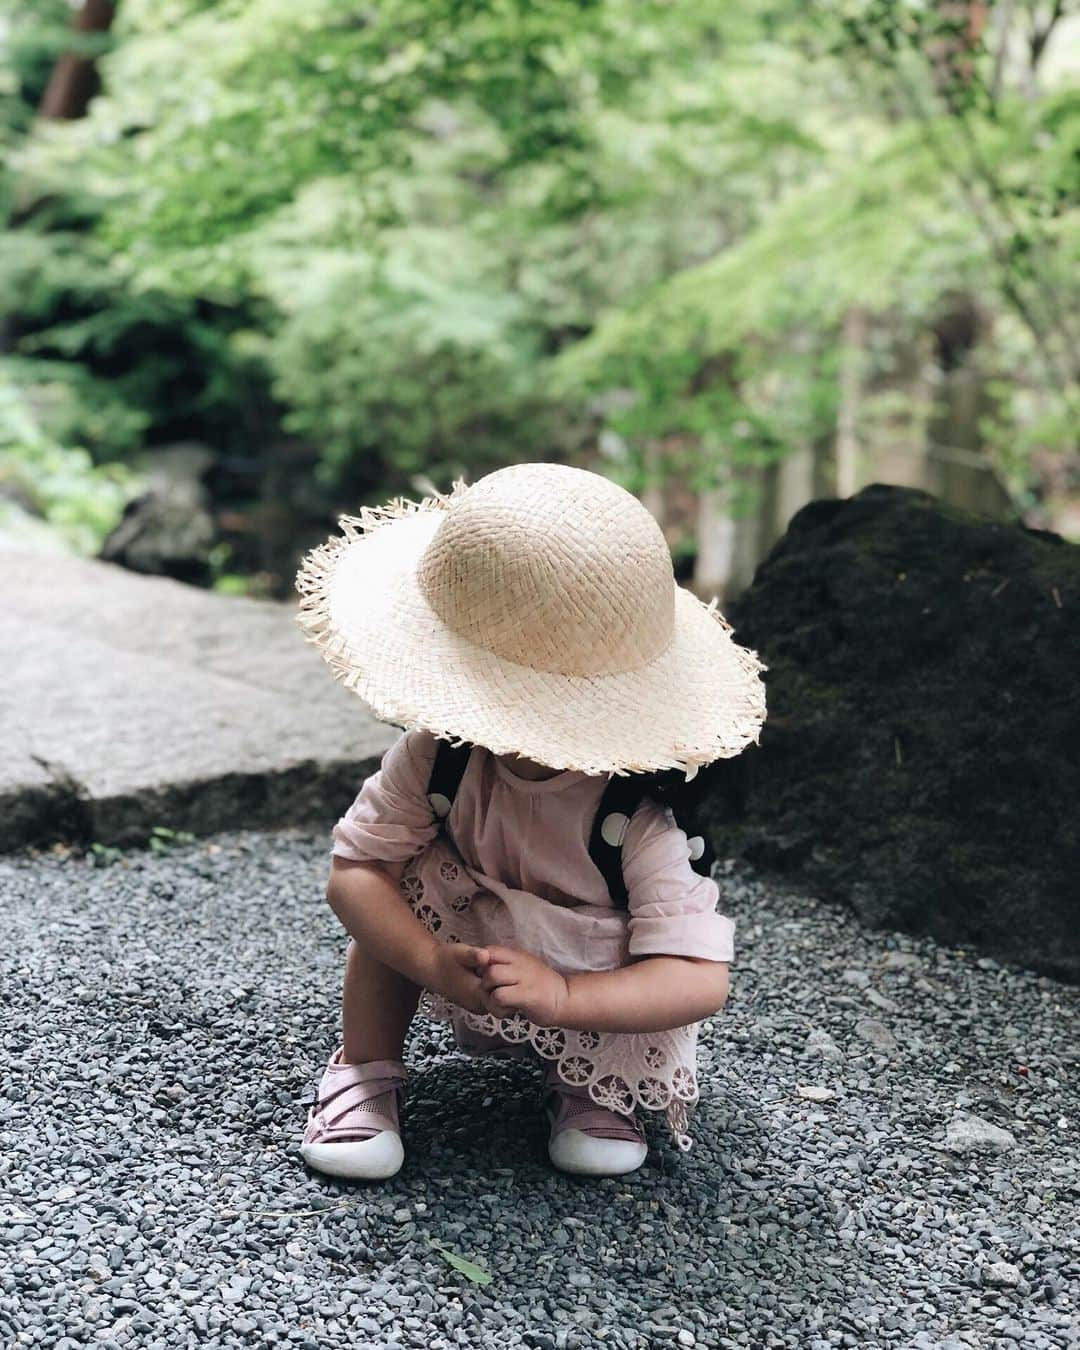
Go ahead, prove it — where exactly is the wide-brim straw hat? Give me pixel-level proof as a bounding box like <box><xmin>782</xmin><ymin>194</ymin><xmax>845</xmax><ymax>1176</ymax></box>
<box><xmin>296</xmin><ymin>462</ymin><xmax>766</xmax><ymax>776</ymax></box>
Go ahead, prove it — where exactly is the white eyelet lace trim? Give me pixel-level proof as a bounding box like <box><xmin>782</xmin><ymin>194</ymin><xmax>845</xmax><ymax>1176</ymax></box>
<box><xmin>401</xmin><ymin>855</ymin><xmax>700</xmax><ymax>1150</ymax></box>
<box><xmin>417</xmin><ymin>991</ymin><xmax>696</xmax><ymax>1151</ymax></box>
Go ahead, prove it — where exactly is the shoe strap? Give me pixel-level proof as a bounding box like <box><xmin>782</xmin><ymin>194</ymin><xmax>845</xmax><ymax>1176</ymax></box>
<box><xmin>310</xmin><ymin>1056</ymin><xmax>406</xmax><ymax>1141</ymax></box>
<box><xmin>545</xmin><ymin>1070</ymin><xmax>644</xmax><ymax>1144</ymax></box>
<box><xmin>316</xmin><ymin>1056</ymin><xmax>406</xmax><ymax>1101</ymax></box>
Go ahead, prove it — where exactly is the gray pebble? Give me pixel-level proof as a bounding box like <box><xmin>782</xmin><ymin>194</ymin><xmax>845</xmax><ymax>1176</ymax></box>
<box><xmin>805</xmin><ymin>1029</ymin><xmax>842</xmax><ymax>1061</ymax></box>
<box><xmin>841</xmin><ymin>969</ymin><xmax>871</xmax><ymax>989</ymax></box>
<box><xmin>945</xmin><ymin>1114</ymin><xmax>1018</xmax><ymax>1155</ymax></box>
<box><xmin>1</xmin><ymin>834</ymin><xmax>1075</xmax><ymax>1350</ymax></box>
<box><xmin>853</xmin><ymin>1018</ymin><xmax>898</xmax><ymax>1055</ymax></box>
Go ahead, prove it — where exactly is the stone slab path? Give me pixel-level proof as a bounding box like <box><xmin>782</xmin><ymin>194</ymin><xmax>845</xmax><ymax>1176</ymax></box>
<box><xmin>0</xmin><ymin>550</ymin><xmax>392</xmax><ymax>850</ymax></box>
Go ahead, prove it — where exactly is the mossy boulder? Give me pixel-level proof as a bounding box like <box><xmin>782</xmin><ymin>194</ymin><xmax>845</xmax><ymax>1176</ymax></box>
<box><xmin>707</xmin><ymin>484</ymin><xmax>1080</xmax><ymax>981</ymax></box>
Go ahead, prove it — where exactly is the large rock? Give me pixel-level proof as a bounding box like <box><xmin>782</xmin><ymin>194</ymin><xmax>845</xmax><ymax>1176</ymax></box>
<box><xmin>1</xmin><ymin>550</ymin><xmax>393</xmax><ymax>851</ymax></box>
<box><xmin>708</xmin><ymin>484</ymin><xmax>1080</xmax><ymax>981</ymax></box>
<box><xmin>99</xmin><ymin>443</ymin><xmax>217</xmax><ymax>585</ymax></box>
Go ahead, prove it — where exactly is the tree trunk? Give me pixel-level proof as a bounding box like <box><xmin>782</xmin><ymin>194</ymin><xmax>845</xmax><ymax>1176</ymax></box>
<box><xmin>694</xmin><ymin>486</ymin><xmax>736</xmax><ymax>599</ymax></box>
<box><xmin>930</xmin><ymin>1</ymin><xmax>989</xmax><ymax>95</ymax></box>
<box><xmin>926</xmin><ymin>294</ymin><xmax>1011</xmax><ymax>517</ymax></box>
<box><xmin>732</xmin><ymin>474</ymin><xmax>762</xmax><ymax>595</ymax></box>
<box><xmin>694</xmin><ymin>466</ymin><xmax>764</xmax><ymax>599</ymax></box>
<box><xmin>774</xmin><ymin>444</ymin><xmax>816</xmax><ymax>536</ymax></box>
<box><xmin>834</xmin><ymin>306</ymin><xmax>866</xmax><ymax>498</ymax></box>
<box><xmin>640</xmin><ymin>442</ymin><xmax>666</xmax><ymax>530</ymax></box>
<box><xmin>38</xmin><ymin>0</ymin><xmax>116</xmax><ymax>121</ymax></box>
<box><xmin>990</xmin><ymin>0</ymin><xmax>1017</xmax><ymax>102</ymax></box>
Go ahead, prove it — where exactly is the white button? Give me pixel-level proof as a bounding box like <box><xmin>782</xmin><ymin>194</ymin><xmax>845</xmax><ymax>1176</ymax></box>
<box><xmin>687</xmin><ymin>835</ymin><xmax>706</xmax><ymax>862</ymax></box>
<box><xmin>428</xmin><ymin>792</ymin><xmax>452</xmax><ymax>818</ymax></box>
<box><xmin>600</xmin><ymin>812</ymin><xmax>630</xmax><ymax>847</ymax></box>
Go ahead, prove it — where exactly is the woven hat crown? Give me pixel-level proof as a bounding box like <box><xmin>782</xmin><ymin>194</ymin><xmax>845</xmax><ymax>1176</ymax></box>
<box><xmin>417</xmin><ymin>463</ymin><xmax>675</xmax><ymax>678</ymax></box>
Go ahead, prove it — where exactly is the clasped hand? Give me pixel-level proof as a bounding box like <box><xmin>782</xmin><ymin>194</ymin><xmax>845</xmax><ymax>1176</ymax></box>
<box><xmin>433</xmin><ymin>943</ymin><xmax>569</xmax><ymax>1026</ymax></box>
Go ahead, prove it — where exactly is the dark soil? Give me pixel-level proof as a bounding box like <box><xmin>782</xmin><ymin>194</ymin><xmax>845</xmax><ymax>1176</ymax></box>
<box><xmin>703</xmin><ymin>484</ymin><xmax>1080</xmax><ymax>981</ymax></box>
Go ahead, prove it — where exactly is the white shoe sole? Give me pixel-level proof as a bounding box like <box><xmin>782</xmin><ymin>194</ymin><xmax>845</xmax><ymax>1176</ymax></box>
<box><xmin>300</xmin><ymin>1130</ymin><xmax>404</xmax><ymax>1181</ymax></box>
<box><xmin>546</xmin><ymin>1109</ymin><xmax>647</xmax><ymax>1177</ymax></box>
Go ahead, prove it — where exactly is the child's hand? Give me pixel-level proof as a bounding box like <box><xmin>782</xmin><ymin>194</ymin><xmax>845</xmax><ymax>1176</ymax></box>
<box><xmin>477</xmin><ymin>945</ymin><xmax>570</xmax><ymax>1026</ymax></box>
<box><xmin>430</xmin><ymin>944</ymin><xmax>491</xmax><ymax>1015</ymax></box>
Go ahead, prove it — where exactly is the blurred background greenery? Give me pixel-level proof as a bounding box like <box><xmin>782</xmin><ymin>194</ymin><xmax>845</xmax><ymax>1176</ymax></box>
<box><xmin>1</xmin><ymin>0</ymin><xmax>1076</xmax><ymax>598</ymax></box>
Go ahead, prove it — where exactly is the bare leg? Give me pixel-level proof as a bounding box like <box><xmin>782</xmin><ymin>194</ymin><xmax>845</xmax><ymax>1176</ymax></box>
<box><xmin>340</xmin><ymin>936</ymin><xmax>421</xmax><ymax>1064</ymax></box>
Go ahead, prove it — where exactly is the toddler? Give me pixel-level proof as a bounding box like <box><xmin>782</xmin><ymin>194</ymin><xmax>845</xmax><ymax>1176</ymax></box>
<box><xmin>295</xmin><ymin>463</ymin><xmax>766</xmax><ymax>1178</ymax></box>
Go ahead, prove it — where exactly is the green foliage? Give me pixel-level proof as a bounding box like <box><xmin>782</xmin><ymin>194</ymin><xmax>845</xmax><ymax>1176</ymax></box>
<box><xmin>0</xmin><ymin>198</ymin><xmax>265</xmax><ymax>463</ymax></box>
<box><xmin>1</xmin><ymin>0</ymin><xmax>1075</xmax><ymax>560</ymax></box>
<box><xmin>563</xmin><ymin>105</ymin><xmax>1066</xmax><ymax>362</ymax></box>
<box><xmin>0</xmin><ymin>373</ymin><xmax>135</xmax><ymax>553</ymax></box>
<box><xmin>0</xmin><ymin>1</ymin><xmax>268</xmax><ymax>562</ymax></box>
<box><xmin>83</xmin><ymin>0</ymin><xmax>744</xmax><ymax>261</ymax></box>
<box><xmin>89</xmin><ymin>841</ymin><xmax>122</xmax><ymax>867</ymax></box>
<box><xmin>148</xmin><ymin>825</ymin><xmax>196</xmax><ymax>854</ymax></box>
<box><xmin>560</xmin><ymin>72</ymin><xmax>1078</xmax><ymax>500</ymax></box>
<box><xmin>11</xmin><ymin>0</ymin><xmax>824</xmax><ymax>504</ymax></box>
<box><xmin>244</xmin><ymin>182</ymin><xmax>573</xmax><ymax>488</ymax></box>
<box><xmin>6</xmin><ymin>2</ymin><xmax>833</xmax><ymax>523</ymax></box>
<box><xmin>0</xmin><ymin>1</ymin><xmax>71</xmax><ymax>142</ymax></box>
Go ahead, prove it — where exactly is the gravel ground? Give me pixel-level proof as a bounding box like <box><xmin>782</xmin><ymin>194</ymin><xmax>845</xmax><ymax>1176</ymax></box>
<box><xmin>1</xmin><ymin>831</ymin><xmax>1077</xmax><ymax>1350</ymax></box>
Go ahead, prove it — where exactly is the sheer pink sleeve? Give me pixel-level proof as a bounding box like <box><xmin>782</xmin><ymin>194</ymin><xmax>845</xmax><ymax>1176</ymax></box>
<box><xmin>621</xmin><ymin>799</ymin><xmax>734</xmax><ymax>963</ymax></box>
<box><xmin>331</xmin><ymin>730</ymin><xmax>440</xmax><ymax>864</ymax></box>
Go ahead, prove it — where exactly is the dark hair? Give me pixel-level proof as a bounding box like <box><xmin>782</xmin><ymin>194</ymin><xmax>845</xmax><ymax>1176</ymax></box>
<box><xmin>637</xmin><ymin>768</ymin><xmax>710</xmax><ymax>814</ymax></box>
<box><xmin>637</xmin><ymin>756</ymin><xmax>747</xmax><ymax>833</ymax></box>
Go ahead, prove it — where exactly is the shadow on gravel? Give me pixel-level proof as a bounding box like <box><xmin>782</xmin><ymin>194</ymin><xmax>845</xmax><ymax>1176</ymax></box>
<box><xmin>294</xmin><ymin>1046</ymin><xmax>850</xmax><ymax>1336</ymax></box>
<box><xmin>4</xmin><ymin>835</ymin><xmax>1077</xmax><ymax>1350</ymax></box>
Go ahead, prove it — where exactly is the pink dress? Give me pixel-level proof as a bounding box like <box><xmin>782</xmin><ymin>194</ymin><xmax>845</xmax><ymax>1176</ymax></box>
<box><xmin>331</xmin><ymin>730</ymin><xmax>735</xmax><ymax>1148</ymax></box>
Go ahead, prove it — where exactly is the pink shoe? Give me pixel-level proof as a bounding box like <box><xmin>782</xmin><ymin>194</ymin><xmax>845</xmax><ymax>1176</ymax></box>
<box><xmin>544</xmin><ymin>1066</ymin><xmax>648</xmax><ymax>1176</ymax></box>
<box><xmin>300</xmin><ymin>1051</ymin><xmax>406</xmax><ymax>1180</ymax></box>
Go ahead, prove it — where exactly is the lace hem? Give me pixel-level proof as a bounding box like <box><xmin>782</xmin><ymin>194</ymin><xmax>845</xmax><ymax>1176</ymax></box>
<box><xmin>417</xmin><ymin>990</ymin><xmax>697</xmax><ymax>1151</ymax></box>
<box><xmin>401</xmin><ymin>843</ymin><xmax>700</xmax><ymax>1150</ymax></box>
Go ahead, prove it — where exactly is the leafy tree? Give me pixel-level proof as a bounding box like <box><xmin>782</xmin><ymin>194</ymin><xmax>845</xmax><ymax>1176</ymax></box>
<box><xmin>17</xmin><ymin>1</ymin><xmax>825</xmax><ymax>510</ymax></box>
<box><xmin>561</xmin><ymin>4</ymin><xmax>1078</xmax><ymax>521</ymax></box>
<box><xmin>1</xmin><ymin>0</ymin><xmax>1075</xmax><ymax>572</ymax></box>
<box><xmin>1</xmin><ymin>2</ymin><xmax>267</xmax><ymax>477</ymax></box>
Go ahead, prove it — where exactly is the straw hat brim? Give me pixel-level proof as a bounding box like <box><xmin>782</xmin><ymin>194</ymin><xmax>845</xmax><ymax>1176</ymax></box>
<box><xmin>297</xmin><ymin>498</ymin><xmax>767</xmax><ymax>776</ymax></box>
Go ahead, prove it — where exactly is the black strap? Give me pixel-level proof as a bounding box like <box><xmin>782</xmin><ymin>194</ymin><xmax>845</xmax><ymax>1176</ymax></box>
<box><xmin>588</xmin><ymin>775</ymin><xmax>717</xmax><ymax>911</ymax></box>
<box><xmin>686</xmin><ymin>825</ymin><xmax>717</xmax><ymax>881</ymax></box>
<box><xmin>429</xmin><ymin>746</ymin><xmax>714</xmax><ymax>912</ymax></box>
<box><xmin>587</xmin><ymin>776</ymin><xmax>650</xmax><ymax>911</ymax></box>
<box><xmin>427</xmin><ymin>739</ymin><xmax>473</xmax><ymax>828</ymax></box>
